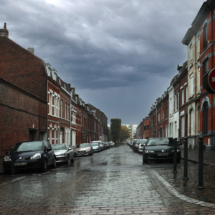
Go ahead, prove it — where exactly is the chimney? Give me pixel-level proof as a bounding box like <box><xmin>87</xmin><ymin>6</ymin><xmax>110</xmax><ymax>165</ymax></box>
<box><xmin>0</xmin><ymin>23</ymin><xmax>9</xmax><ymax>37</ymax></box>
<box><xmin>28</xmin><ymin>47</ymin><xmax>34</xmax><ymax>55</ymax></box>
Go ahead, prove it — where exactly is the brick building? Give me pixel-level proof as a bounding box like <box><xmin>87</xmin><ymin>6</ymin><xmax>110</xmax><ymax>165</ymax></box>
<box><xmin>0</xmin><ymin>23</ymin><xmax>47</xmax><ymax>156</ymax></box>
<box><xmin>0</xmin><ymin>23</ymin><xmax>109</xmax><ymax>155</ymax></box>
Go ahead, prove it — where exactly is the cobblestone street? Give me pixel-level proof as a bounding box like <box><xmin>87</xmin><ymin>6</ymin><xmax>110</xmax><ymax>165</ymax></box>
<box><xmin>0</xmin><ymin>145</ymin><xmax>215</xmax><ymax>215</ymax></box>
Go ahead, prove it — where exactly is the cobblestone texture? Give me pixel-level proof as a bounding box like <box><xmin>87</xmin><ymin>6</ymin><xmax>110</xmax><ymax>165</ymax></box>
<box><xmin>0</xmin><ymin>145</ymin><xmax>215</xmax><ymax>214</ymax></box>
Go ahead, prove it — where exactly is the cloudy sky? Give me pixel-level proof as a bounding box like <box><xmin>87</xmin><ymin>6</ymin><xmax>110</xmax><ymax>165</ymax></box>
<box><xmin>1</xmin><ymin>0</ymin><xmax>204</xmax><ymax>124</ymax></box>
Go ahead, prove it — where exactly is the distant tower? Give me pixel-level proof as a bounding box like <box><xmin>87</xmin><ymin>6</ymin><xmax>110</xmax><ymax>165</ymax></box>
<box><xmin>0</xmin><ymin>23</ymin><xmax>9</xmax><ymax>37</ymax></box>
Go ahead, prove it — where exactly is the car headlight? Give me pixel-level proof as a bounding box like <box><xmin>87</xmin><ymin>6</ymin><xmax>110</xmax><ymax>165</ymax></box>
<box><xmin>30</xmin><ymin>153</ymin><xmax>41</xmax><ymax>160</ymax></box>
<box><xmin>4</xmin><ymin>156</ymin><xmax>11</xmax><ymax>161</ymax></box>
<box><xmin>145</xmin><ymin>150</ymin><xmax>154</xmax><ymax>153</ymax></box>
<box><xmin>135</xmin><ymin>144</ymin><xmax>138</xmax><ymax>147</ymax></box>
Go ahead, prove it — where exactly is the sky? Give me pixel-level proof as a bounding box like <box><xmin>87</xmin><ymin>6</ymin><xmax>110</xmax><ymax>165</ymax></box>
<box><xmin>0</xmin><ymin>0</ymin><xmax>205</xmax><ymax>125</ymax></box>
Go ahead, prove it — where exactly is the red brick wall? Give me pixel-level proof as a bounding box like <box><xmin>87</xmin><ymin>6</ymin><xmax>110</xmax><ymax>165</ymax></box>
<box><xmin>0</xmin><ymin>37</ymin><xmax>47</xmax><ymax>101</ymax></box>
<box><xmin>0</xmin><ymin>78</ymin><xmax>47</xmax><ymax>157</ymax></box>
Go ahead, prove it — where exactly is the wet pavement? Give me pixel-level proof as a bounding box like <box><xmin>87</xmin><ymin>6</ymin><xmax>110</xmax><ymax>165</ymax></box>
<box><xmin>0</xmin><ymin>145</ymin><xmax>215</xmax><ymax>214</ymax></box>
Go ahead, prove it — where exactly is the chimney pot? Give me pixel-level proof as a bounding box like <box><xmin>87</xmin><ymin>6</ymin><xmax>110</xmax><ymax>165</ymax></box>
<box><xmin>4</xmin><ymin>23</ymin><xmax>6</xmax><ymax>29</ymax></box>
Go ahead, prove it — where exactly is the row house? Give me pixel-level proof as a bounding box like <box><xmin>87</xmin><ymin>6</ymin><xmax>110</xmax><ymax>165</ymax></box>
<box><xmin>178</xmin><ymin>62</ymin><xmax>189</xmax><ymax>142</ymax></box>
<box><xmin>0</xmin><ymin>24</ymin><xmax>47</xmax><ymax>156</ymax></box>
<box><xmin>88</xmin><ymin>104</ymin><xmax>108</xmax><ymax>142</ymax></box>
<box><xmin>182</xmin><ymin>0</ymin><xmax>215</xmax><ymax>150</ymax></box>
<box><xmin>143</xmin><ymin>117</ymin><xmax>150</xmax><ymax>139</ymax></box>
<box><xmin>0</xmin><ymin>24</ymin><xmax>107</xmax><ymax>155</ymax></box>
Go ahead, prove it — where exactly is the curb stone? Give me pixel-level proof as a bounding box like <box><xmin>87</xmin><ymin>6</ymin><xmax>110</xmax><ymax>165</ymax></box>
<box><xmin>152</xmin><ymin>169</ymin><xmax>215</xmax><ymax>208</ymax></box>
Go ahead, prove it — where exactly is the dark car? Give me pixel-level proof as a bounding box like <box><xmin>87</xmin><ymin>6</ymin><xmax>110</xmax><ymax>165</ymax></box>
<box><xmin>132</xmin><ymin>139</ymin><xmax>139</xmax><ymax>152</ymax></box>
<box><xmin>3</xmin><ymin>140</ymin><xmax>56</xmax><ymax>173</ymax></box>
<box><xmin>142</xmin><ymin>137</ymin><xmax>181</xmax><ymax>163</ymax></box>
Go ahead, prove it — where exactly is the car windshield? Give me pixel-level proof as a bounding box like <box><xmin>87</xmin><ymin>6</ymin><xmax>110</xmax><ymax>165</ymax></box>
<box><xmin>137</xmin><ymin>140</ymin><xmax>147</xmax><ymax>144</ymax></box>
<box><xmin>13</xmin><ymin>141</ymin><xmax>43</xmax><ymax>152</ymax></box>
<box><xmin>91</xmin><ymin>143</ymin><xmax>99</xmax><ymax>146</ymax></box>
<box><xmin>52</xmin><ymin>144</ymin><xmax>67</xmax><ymax>150</ymax></box>
<box><xmin>147</xmin><ymin>139</ymin><xmax>169</xmax><ymax>146</ymax></box>
<box><xmin>76</xmin><ymin>143</ymin><xmax>90</xmax><ymax>148</ymax></box>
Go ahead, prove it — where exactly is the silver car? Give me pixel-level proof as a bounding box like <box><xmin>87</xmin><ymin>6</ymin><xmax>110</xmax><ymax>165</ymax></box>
<box><xmin>137</xmin><ymin>139</ymin><xmax>148</xmax><ymax>153</ymax></box>
<box><xmin>52</xmin><ymin>143</ymin><xmax>75</xmax><ymax>165</ymax></box>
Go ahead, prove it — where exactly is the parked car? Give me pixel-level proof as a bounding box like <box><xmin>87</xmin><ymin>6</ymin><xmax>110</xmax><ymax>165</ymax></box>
<box><xmin>142</xmin><ymin>137</ymin><xmax>181</xmax><ymax>164</ymax></box>
<box><xmin>52</xmin><ymin>143</ymin><xmax>75</xmax><ymax>165</ymax></box>
<box><xmin>74</xmin><ymin>143</ymin><xmax>93</xmax><ymax>156</ymax></box>
<box><xmin>90</xmin><ymin>142</ymin><xmax>102</xmax><ymax>153</ymax></box>
<box><xmin>91</xmin><ymin>140</ymin><xmax>104</xmax><ymax>150</ymax></box>
<box><xmin>132</xmin><ymin>139</ymin><xmax>139</xmax><ymax>152</ymax></box>
<box><xmin>109</xmin><ymin>142</ymin><xmax>115</xmax><ymax>147</ymax></box>
<box><xmin>3</xmin><ymin>140</ymin><xmax>56</xmax><ymax>173</ymax></box>
<box><xmin>137</xmin><ymin>139</ymin><xmax>148</xmax><ymax>153</ymax></box>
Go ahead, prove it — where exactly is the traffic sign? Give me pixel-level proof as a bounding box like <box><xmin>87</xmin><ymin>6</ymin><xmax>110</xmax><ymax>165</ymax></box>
<box><xmin>203</xmin><ymin>68</ymin><xmax>215</xmax><ymax>94</ymax></box>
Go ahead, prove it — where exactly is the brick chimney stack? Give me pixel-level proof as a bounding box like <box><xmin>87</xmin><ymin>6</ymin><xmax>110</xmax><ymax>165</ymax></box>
<box><xmin>0</xmin><ymin>23</ymin><xmax>9</xmax><ymax>37</ymax></box>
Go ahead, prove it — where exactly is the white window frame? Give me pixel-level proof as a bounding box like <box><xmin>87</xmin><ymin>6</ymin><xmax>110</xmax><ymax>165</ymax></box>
<box><xmin>189</xmin><ymin>74</ymin><xmax>194</xmax><ymax>98</ymax></box>
<box><xmin>181</xmin><ymin>88</ymin><xmax>184</xmax><ymax>106</ymax></box>
<box><xmin>49</xmin><ymin>93</ymin><xmax>52</xmax><ymax>115</ymax></box>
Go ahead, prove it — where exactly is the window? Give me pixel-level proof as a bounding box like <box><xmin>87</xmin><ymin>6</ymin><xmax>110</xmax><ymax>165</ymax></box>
<box><xmin>49</xmin><ymin>93</ymin><xmax>52</xmax><ymax>115</ymax></box>
<box><xmin>190</xmin><ymin>109</ymin><xmax>194</xmax><ymax>135</ymax></box>
<box><xmin>175</xmin><ymin>95</ymin><xmax>177</xmax><ymax>111</ymax></box>
<box><xmin>181</xmin><ymin>88</ymin><xmax>184</xmax><ymax>105</ymax></box>
<box><xmin>189</xmin><ymin>43</ymin><xmax>193</xmax><ymax>64</ymax></box>
<box><xmin>65</xmin><ymin>102</ymin><xmax>67</xmax><ymax>119</ymax></box>
<box><xmin>203</xmin><ymin>23</ymin><xmax>207</xmax><ymax>49</ymax></box>
<box><xmin>203</xmin><ymin>58</ymin><xmax>209</xmax><ymax>74</ymax></box>
<box><xmin>58</xmin><ymin>98</ymin><xmax>60</xmax><ymax>117</ymax></box>
<box><xmin>189</xmin><ymin>74</ymin><xmax>194</xmax><ymax>97</ymax></box>
<box><xmin>61</xmin><ymin>100</ymin><xmax>63</xmax><ymax>118</ymax></box>
<box><xmin>198</xmin><ymin>66</ymin><xmax>200</xmax><ymax>92</ymax></box>
<box><xmin>197</xmin><ymin>35</ymin><xmax>200</xmax><ymax>59</ymax></box>
<box><xmin>203</xmin><ymin>102</ymin><xmax>208</xmax><ymax>134</ymax></box>
<box><xmin>68</xmin><ymin>104</ymin><xmax>69</xmax><ymax>120</ymax></box>
<box><xmin>181</xmin><ymin>116</ymin><xmax>185</xmax><ymax>137</ymax></box>
<box><xmin>54</xmin><ymin>96</ymin><xmax>57</xmax><ymax>116</ymax></box>
<box><xmin>72</xmin><ymin>112</ymin><xmax>76</xmax><ymax>124</ymax></box>
<box><xmin>186</xmin><ymin>86</ymin><xmax>188</xmax><ymax>102</ymax></box>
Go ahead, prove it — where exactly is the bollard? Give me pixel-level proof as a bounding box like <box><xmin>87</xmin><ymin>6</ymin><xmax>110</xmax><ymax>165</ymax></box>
<box><xmin>173</xmin><ymin>138</ymin><xmax>178</xmax><ymax>173</ymax></box>
<box><xmin>11</xmin><ymin>147</ymin><xmax>15</xmax><ymax>175</ymax></box>
<box><xmin>183</xmin><ymin>137</ymin><xmax>189</xmax><ymax>180</ymax></box>
<box><xmin>197</xmin><ymin>136</ymin><xmax>204</xmax><ymax>189</ymax></box>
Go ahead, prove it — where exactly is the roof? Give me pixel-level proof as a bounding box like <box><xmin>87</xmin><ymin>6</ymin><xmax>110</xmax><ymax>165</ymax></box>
<box><xmin>182</xmin><ymin>0</ymin><xmax>213</xmax><ymax>45</ymax></box>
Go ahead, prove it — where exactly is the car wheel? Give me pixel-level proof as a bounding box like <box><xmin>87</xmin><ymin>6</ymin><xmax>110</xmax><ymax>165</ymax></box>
<box><xmin>3</xmin><ymin>167</ymin><xmax>10</xmax><ymax>175</ymax></box>
<box><xmin>67</xmin><ymin>156</ymin><xmax>71</xmax><ymax>165</ymax></box>
<box><xmin>143</xmin><ymin>156</ymin><xmax>148</xmax><ymax>164</ymax></box>
<box><xmin>52</xmin><ymin>158</ymin><xmax>57</xmax><ymax>168</ymax></box>
<box><xmin>41</xmin><ymin>160</ymin><xmax>47</xmax><ymax>173</ymax></box>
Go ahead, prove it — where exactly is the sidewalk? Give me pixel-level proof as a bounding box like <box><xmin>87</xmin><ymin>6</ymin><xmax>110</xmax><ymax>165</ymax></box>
<box><xmin>181</xmin><ymin>148</ymin><xmax>215</xmax><ymax>165</ymax></box>
<box><xmin>156</xmin><ymin>148</ymin><xmax>215</xmax><ymax>205</ymax></box>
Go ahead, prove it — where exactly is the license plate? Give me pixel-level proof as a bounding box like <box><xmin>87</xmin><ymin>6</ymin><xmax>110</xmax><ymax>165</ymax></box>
<box><xmin>157</xmin><ymin>153</ymin><xmax>169</xmax><ymax>156</ymax></box>
<box><xmin>15</xmin><ymin>162</ymin><xmax>27</xmax><ymax>166</ymax></box>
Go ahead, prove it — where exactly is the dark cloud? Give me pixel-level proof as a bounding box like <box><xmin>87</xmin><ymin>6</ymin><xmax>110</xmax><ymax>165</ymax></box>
<box><xmin>0</xmin><ymin>0</ymin><xmax>204</xmax><ymax>123</ymax></box>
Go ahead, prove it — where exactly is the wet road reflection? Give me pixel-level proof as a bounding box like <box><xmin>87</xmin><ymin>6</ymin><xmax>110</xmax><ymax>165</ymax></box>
<box><xmin>0</xmin><ymin>145</ymin><xmax>214</xmax><ymax>214</ymax></box>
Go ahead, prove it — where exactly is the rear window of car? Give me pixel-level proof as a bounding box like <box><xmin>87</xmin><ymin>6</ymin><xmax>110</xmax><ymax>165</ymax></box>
<box><xmin>91</xmin><ymin>143</ymin><xmax>99</xmax><ymax>146</ymax></box>
<box><xmin>76</xmin><ymin>143</ymin><xmax>90</xmax><ymax>148</ymax></box>
<box><xmin>14</xmin><ymin>141</ymin><xmax>43</xmax><ymax>152</ymax></box>
<box><xmin>52</xmin><ymin>144</ymin><xmax>67</xmax><ymax>150</ymax></box>
<box><xmin>147</xmin><ymin>139</ymin><xmax>169</xmax><ymax>146</ymax></box>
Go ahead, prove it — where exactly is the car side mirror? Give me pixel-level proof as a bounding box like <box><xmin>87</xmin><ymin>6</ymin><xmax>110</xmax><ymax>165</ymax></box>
<box><xmin>47</xmin><ymin>148</ymin><xmax>52</xmax><ymax>152</ymax></box>
<box><xmin>68</xmin><ymin>147</ymin><xmax>71</xmax><ymax>150</ymax></box>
